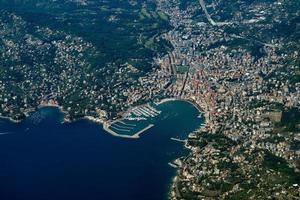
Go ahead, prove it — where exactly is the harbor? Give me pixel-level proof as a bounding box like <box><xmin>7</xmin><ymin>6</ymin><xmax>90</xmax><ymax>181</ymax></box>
<box><xmin>0</xmin><ymin>99</ymin><xmax>203</xmax><ymax>200</ymax></box>
<box><xmin>103</xmin><ymin>104</ymin><xmax>161</xmax><ymax>138</ymax></box>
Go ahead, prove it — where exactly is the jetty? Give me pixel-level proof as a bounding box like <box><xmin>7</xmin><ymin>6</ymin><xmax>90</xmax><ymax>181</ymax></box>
<box><xmin>168</xmin><ymin>162</ymin><xmax>178</xmax><ymax>168</ymax></box>
<box><xmin>103</xmin><ymin>123</ymin><xmax>154</xmax><ymax>139</ymax></box>
<box><xmin>171</xmin><ymin>137</ymin><xmax>187</xmax><ymax>143</ymax></box>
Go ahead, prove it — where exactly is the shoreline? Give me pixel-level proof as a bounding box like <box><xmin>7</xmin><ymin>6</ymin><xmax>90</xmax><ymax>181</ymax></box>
<box><xmin>162</xmin><ymin>99</ymin><xmax>207</xmax><ymax>199</ymax></box>
<box><xmin>0</xmin><ymin>98</ymin><xmax>207</xmax><ymax>199</ymax></box>
<box><xmin>0</xmin><ymin>115</ymin><xmax>22</xmax><ymax>123</ymax></box>
<box><xmin>156</xmin><ymin>97</ymin><xmax>205</xmax><ymax>114</ymax></box>
<box><xmin>0</xmin><ymin>98</ymin><xmax>207</xmax><ymax>139</ymax></box>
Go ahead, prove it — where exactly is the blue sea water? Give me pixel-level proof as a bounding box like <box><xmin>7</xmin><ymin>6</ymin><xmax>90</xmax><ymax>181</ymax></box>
<box><xmin>0</xmin><ymin>101</ymin><xmax>203</xmax><ymax>200</ymax></box>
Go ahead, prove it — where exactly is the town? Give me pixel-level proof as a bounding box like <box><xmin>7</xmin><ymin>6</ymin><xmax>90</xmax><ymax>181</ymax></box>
<box><xmin>154</xmin><ymin>0</ymin><xmax>300</xmax><ymax>198</ymax></box>
<box><xmin>0</xmin><ymin>0</ymin><xmax>299</xmax><ymax>199</ymax></box>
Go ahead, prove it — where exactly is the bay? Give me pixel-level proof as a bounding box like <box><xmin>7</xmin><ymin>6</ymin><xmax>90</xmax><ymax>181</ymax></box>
<box><xmin>0</xmin><ymin>100</ymin><xmax>203</xmax><ymax>200</ymax></box>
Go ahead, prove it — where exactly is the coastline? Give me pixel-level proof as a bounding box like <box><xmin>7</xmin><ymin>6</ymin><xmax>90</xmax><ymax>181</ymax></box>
<box><xmin>156</xmin><ymin>97</ymin><xmax>205</xmax><ymax>115</ymax></box>
<box><xmin>0</xmin><ymin>98</ymin><xmax>206</xmax><ymax>139</ymax></box>
<box><xmin>163</xmin><ymin>99</ymin><xmax>207</xmax><ymax>200</ymax></box>
<box><xmin>0</xmin><ymin>98</ymin><xmax>203</xmax><ymax>200</ymax></box>
<box><xmin>0</xmin><ymin>115</ymin><xmax>22</xmax><ymax>123</ymax></box>
<box><xmin>0</xmin><ymin>98</ymin><xmax>207</xmax><ymax>200</ymax></box>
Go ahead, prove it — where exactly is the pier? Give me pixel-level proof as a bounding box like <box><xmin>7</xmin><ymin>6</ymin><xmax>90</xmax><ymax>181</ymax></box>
<box><xmin>130</xmin><ymin>104</ymin><xmax>161</xmax><ymax>118</ymax></box>
<box><xmin>170</xmin><ymin>137</ymin><xmax>186</xmax><ymax>143</ymax></box>
<box><xmin>103</xmin><ymin>123</ymin><xmax>154</xmax><ymax>139</ymax></box>
<box><xmin>168</xmin><ymin>162</ymin><xmax>178</xmax><ymax>168</ymax></box>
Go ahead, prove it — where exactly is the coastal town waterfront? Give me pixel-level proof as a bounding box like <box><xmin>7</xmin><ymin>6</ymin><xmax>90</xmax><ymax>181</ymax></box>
<box><xmin>0</xmin><ymin>0</ymin><xmax>300</xmax><ymax>199</ymax></box>
<box><xmin>155</xmin><ymin>0</ymin><xmax>300</xmax><ymax>198</ymax></box>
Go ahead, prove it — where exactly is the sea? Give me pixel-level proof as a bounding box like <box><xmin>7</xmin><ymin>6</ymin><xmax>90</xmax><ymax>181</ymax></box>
<box><xmin>0</xmin><ymin>100</ymin><xmax>203</xmax><ymax>200</ymax></box>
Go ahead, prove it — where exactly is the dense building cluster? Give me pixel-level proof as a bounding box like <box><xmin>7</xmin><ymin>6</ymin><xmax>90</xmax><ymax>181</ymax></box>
<box><xmin>0</xmin><ymin>0</ymin><xmax>300</xmax><ymax>199</ymax></box>
<box><xmin>155</xmin><ymin>0</ymin><xmax>300</xmax><ymax>198</ymax></box>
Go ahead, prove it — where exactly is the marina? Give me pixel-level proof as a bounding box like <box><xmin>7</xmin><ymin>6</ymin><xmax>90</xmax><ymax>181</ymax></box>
<box><xmin>104</xmin><ymin>104</ymin><xmax>162</xmax><ymax>138</ymax></box>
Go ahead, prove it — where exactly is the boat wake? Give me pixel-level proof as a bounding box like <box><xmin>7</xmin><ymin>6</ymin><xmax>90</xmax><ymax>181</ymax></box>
<box><xmin>0</xmin><ymin>132</ymin><xmax>13</xmax><ymax>136</ymax></box>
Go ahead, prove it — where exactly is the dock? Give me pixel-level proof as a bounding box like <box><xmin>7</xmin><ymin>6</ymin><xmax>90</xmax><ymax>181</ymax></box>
<box><xmin>170</xmin><ymin>137</ymin><xmax>186</xmax><ymax>143</ymax></box>
<box><xmin>168</xmin><ymin>162</ymin><xmax>178</xmax><ymax>168</ymax></box>
<box><xmin>103</xmin><ymin>123</ymin><xmax>154</xmax><ymax>139</ymax></box>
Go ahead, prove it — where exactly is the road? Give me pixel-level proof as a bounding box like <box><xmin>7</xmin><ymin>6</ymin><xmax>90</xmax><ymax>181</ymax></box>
<box><xmin>198</xmin><ymin>0</ymin><xmax>217</xmax><ymax>26</ymax></box>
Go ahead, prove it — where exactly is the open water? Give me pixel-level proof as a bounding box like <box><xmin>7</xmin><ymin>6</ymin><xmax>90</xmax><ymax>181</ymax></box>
<box><xmin>0</xmin><ymin>100</ymin><xmax>203</xmax><ymax>200</ymax></box>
